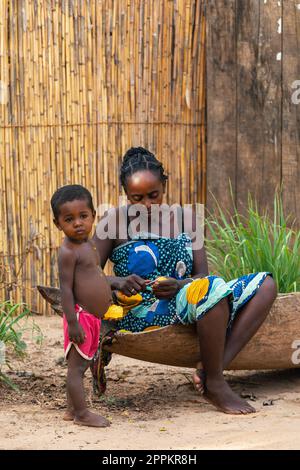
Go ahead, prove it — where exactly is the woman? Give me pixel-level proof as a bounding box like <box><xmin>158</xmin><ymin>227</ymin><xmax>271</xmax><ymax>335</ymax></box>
<box><xmin>93</xmin><ymin>147</ymin><xmax>277</xmax><ymax>415</ymax></box>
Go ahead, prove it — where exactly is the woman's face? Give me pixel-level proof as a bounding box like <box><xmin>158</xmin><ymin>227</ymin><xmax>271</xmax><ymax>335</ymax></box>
<box><xmin>125</xmin><ymin>170</ymin><xmax>165</xmax><ymax>210</ymax></box>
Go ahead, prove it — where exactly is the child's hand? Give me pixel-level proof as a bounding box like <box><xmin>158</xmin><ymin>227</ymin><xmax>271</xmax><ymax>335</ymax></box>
<box><xmin>68</xmin><ymin>320</ymin><xmax>86</xmax><ymax>345</ymax></box>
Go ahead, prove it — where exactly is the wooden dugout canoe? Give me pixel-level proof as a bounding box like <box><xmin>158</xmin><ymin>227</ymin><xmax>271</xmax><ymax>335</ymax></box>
<box><xmin>37</xmin><ymin>286</ymin><xmax>300</xmax><ymax>370</ymax></box>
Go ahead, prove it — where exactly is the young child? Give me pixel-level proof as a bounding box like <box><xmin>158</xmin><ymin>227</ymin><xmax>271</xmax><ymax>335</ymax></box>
<box><xmin>51</xmin><ymin>184</ymin><xmax>112</xmax><ymax>427</ymax></box>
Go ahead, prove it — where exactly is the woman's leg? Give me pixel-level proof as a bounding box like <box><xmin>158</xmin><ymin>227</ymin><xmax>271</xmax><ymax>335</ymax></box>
<box><xmin>223</xmin><ymin>275</ymin><xmax>277</xmax><ymax>368</ymax></box>
<box><xmin>195</xmin><ymin>297</ymin><xmax>255</xmax><ymax>414</ymax></box>
<box><xmin>193</xmin><ymin>275</ymin><xmax>277</xmax><ymax>391</ymax></box>
<box><xmin>67</xmin><ymin>346</ymin><xmax>110</xmax><ymax>427</ymax></box>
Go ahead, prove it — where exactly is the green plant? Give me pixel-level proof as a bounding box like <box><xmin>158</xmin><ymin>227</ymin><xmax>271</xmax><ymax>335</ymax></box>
<box><xmin>206</xmin><ymin>192</ymin><xmax>300</xmax><ymax>293</ymax></box>
<box><xmin>0</xmin><ymin>301</ymin><xmax>43</xmax><ymax>389</ymax></box>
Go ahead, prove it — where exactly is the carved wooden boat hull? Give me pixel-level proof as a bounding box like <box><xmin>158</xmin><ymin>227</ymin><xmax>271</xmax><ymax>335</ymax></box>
<box><xmin>37</xmin><ymin>286</ymin><xmax>300</xmax><ymax>370</ymax></box>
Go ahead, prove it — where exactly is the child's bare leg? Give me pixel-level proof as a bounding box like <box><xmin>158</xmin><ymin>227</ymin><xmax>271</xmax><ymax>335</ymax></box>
<box><xmin>63</xmin><ymin>391</ymin><xmax>75</xmax><ymax>421</ymax></box>
<box><xmin>67</xmin><ymin>347</ymin><xmax>110</xmax><ymax>427</ymax></box>
<box><xmin>196</xmin><ymin>297</ymin><xmax>255</xmax><ymax>414</ymax></box>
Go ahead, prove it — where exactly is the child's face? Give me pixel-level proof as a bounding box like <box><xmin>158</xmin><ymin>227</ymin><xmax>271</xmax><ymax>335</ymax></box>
<box><xmin>54</xmin><ymin>199</ymin><xmax>95</xmax><ymax>242</ymax></box>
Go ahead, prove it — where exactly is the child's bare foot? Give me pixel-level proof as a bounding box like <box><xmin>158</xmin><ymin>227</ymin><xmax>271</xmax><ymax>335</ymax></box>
<box><xmin>74</xmin><ymin>410</ymin><xmax>110</xmax><ymax>427</ymax></box>
<box><xmin>204</xmin><ymin>378</ymin><xmax>256</xmax><ymax>415</ymax></box>
<box><xmin>63</xmin><ymin>410</ymin><xmax>74</xmax><ymax>421</ymax></box>
<box><xmin>192</xmin><ymin>368</ymin><xmax>206</xmax><ymax>394</ymax></box>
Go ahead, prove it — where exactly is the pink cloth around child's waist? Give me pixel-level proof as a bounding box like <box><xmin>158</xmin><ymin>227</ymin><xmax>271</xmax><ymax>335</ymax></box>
<box><xmin>63</xmin><ymin>304</ymin><xmax>101</xmax><ymax>361</ymax></box>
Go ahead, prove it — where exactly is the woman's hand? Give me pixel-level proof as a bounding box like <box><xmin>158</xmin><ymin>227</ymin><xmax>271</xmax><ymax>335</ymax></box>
<box><xmin>116</xmin><ymin>274</ymin><xmax>147</xmax><ymax>296</ymax></box>
<box><xmin>152</xmin><ymin>277</ymin><xmax>181</xmax><ymax>300</ymax></box>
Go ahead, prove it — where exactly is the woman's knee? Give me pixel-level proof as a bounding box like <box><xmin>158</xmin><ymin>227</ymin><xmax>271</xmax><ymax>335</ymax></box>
<box><xmin>260</xmin><ymin>275</ymin><xmax>277</xmax><ymax>302</ymax></box>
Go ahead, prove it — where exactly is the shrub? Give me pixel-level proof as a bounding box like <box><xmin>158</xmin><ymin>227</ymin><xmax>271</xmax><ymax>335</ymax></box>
<box><xmin>206</xmin><ymin>193</ymin><xmax>300</xmax><ymax>293</ymax></box>
<box><xmin>0</xmin><ymin>301</ymin><xmax>42</xmax><ymax>389</ymax></box>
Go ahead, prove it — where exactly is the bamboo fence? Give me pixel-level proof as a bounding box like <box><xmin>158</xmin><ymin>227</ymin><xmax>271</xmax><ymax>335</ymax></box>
<box><xmin>0</xmin><ymin>0</ymin><xmax>206</xmax><ymax>313</ymax></box>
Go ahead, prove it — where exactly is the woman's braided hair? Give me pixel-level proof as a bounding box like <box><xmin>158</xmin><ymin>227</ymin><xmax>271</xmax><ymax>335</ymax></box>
<box><xmin>120</xmin><ymin>147</ymin><xmax>168</xmax><ymax>189</ymax></box>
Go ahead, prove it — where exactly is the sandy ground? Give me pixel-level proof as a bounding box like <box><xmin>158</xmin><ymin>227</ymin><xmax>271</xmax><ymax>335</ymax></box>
<box><xmin>0</xmin><ymin>316</ymin><xmax>300</xmax><ymax>450</ymax></box>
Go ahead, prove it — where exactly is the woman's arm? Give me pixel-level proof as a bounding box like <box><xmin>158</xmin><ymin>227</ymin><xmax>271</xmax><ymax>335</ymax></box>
<box><xmin>185</xmin><ymin>205</ymin><xmax>209</xmax><ymax>277</ymax></box>
<box><xmin>191</xmin><ymin>246</ymin><xmax>209</xmax><ymax>277</ymax></box>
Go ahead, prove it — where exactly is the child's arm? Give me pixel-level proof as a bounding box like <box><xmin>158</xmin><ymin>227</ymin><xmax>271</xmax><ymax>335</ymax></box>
<box><xmin>58</xmin><ymin>246</ymin><xmax>85</xmax><ymax>345</ymax></box>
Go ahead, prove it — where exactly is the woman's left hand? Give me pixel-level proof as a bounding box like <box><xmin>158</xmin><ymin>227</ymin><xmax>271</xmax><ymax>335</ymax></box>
<box><xmin>152</xmin><ymin>277</ymin><xmax>181</xmax><ymax>300</ymax></box>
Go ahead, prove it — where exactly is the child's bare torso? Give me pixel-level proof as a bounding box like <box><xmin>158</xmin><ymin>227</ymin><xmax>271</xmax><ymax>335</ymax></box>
<box><xmin>62</xmin><ymin>239</ymin><xmax>112</xmax><ymax>317</ymax></box>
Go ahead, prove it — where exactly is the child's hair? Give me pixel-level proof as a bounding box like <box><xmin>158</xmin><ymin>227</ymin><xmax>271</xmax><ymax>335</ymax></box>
<box><xmin>51</xmin><ymin>184</ymin><xmax>95</xmax><ymax>220</ymax></box>
<box><xmin>120</xmin><ymin>147</ymin><xmax>168</xmax><ymax>189</ymax></box>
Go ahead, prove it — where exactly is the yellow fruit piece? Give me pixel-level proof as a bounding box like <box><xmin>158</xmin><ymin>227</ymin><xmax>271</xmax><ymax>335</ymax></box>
<box><xmin>114</xmin><ymin>291</ymin><xmax>143</xmax><ymax>313</ymax></box>
<box><xmin>116</xmin><ymin>292</ymin><xmax>143</xmax><ymax>305</ymax></box>
<box><xmin>155</xmin><ymin>276</ymin><xmax>168</xmax><ymax>283</ymax></box>
<box><xmin>103</xmin><ymin>304</ymin><xmax>125</xmax><ymax>320</ymax></box>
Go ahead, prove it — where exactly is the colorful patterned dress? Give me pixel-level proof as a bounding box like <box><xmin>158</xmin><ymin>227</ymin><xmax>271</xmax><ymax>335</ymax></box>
<box><xmin>110</xmin><ymin>232</ymin><xmax>270</xmax><ymax>332</ymax></box>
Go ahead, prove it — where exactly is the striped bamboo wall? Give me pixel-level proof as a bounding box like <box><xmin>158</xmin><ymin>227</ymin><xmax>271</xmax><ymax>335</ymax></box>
<box><xmin>0</xmin><ymin>0</ymin><xmax>206</xmax><ymax>313</ymax></box>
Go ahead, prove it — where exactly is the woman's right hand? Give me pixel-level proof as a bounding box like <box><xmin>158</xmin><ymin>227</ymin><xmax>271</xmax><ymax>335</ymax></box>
<box><xmin>116</xmin><ymin>274</ymin><xmax>147</xmax><ymax>296</ymax></box>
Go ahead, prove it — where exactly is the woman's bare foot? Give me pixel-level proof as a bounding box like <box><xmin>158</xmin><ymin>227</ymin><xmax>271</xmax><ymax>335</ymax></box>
<box><xmin>192</xmin><ymin>369</ymin><xmax>206</xmax><ymax>394</ymax></box>
<box><xmin>204</xmin><ymin>378</ymin><xmax>256</xmax><ymax>415</ymax></box>
<box><xmin>74</xmin><ymin>409</ymin><xmax>110</xmax><ymax>427</ymax></box>
<box><xmin>63</xmin><ymin>410</ymin><xmax>74</xmax><ymax>421</ymax></box>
